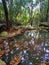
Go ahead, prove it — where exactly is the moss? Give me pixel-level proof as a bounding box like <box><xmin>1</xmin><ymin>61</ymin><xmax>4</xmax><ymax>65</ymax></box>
<box><xmin>0</xmin><ymin>31</ymin><xmax>8</xmax><ymax>37</ymax></box>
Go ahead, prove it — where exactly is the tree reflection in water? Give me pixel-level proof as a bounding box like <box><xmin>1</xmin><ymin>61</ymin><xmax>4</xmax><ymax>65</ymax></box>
<box><xmin>1</xmin><ymin>31</ymin><xmax>49</xmax><ymax>65</ymax></box>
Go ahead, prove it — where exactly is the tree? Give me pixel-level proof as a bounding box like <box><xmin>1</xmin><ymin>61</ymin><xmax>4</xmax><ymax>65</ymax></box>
<box><xmin>30</xmin><ymin>0</ymin><xmax>33</xmax><ymax>26</ymax></box>
<box><xmin>45</xmin><ymin>0</ymin><xmax>49</xmax><ymax>22</ymax></box>
<box><xmin>8</xmin><ymin>0</ymin><xmax>13</xmax><ymax>26</ymax></box>
<box><xmin>40</xmin><ymin>0</ymin><xmax>45</xmax><ymax>22</ymax></box>
<box><xmin>0</xmin><ymin>3</ymin><xmax>4</xmax><ymax>20</ymax></box>
<box><xmin>2</xmin><ymin>0</ymin><xmax>10</xmax><ymax>30</ymax></box>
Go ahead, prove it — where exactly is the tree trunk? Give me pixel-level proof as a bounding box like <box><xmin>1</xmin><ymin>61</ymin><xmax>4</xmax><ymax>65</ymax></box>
<box><xmin>30</xmin><ymin>0</ymin><xmax>33</xmax><ymax>26</ymax></box>
<box><xmin>2</xmin><ymin>0</ymin><xmax>10</xmax><ymax>30</ymax></box>
<box><xmin>40</xmin><ymin>0</ymin><xmax>43</xmax><ymax>22</ymax></box>
<box><xmin>9</xmin><ymin>0</ymin><xmax>13</xmax><ymax>26</ymax></box>
<box><xmin>45</xmin><ymin>0</ymin><xmax>49</xmax><ymax>22</ymax></box>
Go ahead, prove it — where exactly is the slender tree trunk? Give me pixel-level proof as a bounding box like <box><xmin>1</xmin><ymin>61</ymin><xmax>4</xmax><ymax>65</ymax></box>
<box><xmin>30</xmin><ymin>0</ymin><xmax>33</xmax><ymax>26</ymax></box>
<box><xmin>45</xmin><ymin>0</ymin><xmax>49</xmax><ymax>22</ymax></box>
<box><xmin>9</xmin><ymin>0</ymin><xmax>13</xmax><ymax>26</ymax></box>
<box><xmin>40</xmin><ymin>0</ymin><xmax>43</xmax><ymax>22</ymax></box>
<box><xmin>40</xmin><ymin>0</ymin><xmax>42</xmax><ymax>11</ymax></box>
<box><xmin>2</xmin><ymin>0</ymin><xmax>10</xmax><ymax>30</ymax></box>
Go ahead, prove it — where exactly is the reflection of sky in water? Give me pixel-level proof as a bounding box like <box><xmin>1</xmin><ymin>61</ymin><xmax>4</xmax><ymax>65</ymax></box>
<box><xmin>2</xmin><ymin>31</ymin><xmax>49</xmax><ymax>64</ymax></box>
<box><xmin>46</xmin><ymin>50</ymin><xmax>49</xmax><ymax>53</ymax></box>
<box><xmin>0</xmin><ymin>0</ymin><xmax>2</xmax><ymax>3</ymax></box>
<box><xmin>29</xmin><ymin>62</ymin><xmax>33</xmax><ymax>65</ymax></box>
<box><xmin>24</xmin><ymin>50</ymin><xmax>27</xmax><ymax>54</ymax></box>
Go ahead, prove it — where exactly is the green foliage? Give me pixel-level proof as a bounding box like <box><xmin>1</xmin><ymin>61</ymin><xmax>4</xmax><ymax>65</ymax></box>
<box><xmin>0</xmin><ymin>3</ymin><xmax>5</xmax><ymax>20</ymax></box>
<box><xmin>0</xmin><ymin>31</ymin><xmax>8</xmax><ymax>37</ymax></box>
<box><xmin>33</xmin><ymin>9</ymin><xmax>40</xmax><ymax>25</ymax></box>
<box><xmin>17</xmin><ymin>9</ymin><xmax>29</xmax><ymax>24</ymax></box>
<box><xmin>0</xmin><ymin>0</ymin><xmax>49</xmax><ymax>25</ymax></box>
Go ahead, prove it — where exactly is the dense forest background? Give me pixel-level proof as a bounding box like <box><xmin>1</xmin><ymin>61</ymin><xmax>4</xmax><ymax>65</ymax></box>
<box><xmin>0</xmin><ymin>0</ymin><xmax>49</xmax><ymax>27</ymax></box>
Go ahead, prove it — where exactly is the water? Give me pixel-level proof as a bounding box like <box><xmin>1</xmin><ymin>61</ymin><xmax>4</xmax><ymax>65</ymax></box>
<box><xmin>3</xmin><ymin>30</ymin><xmax>49</xmax><ymax>65</ymax></box>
